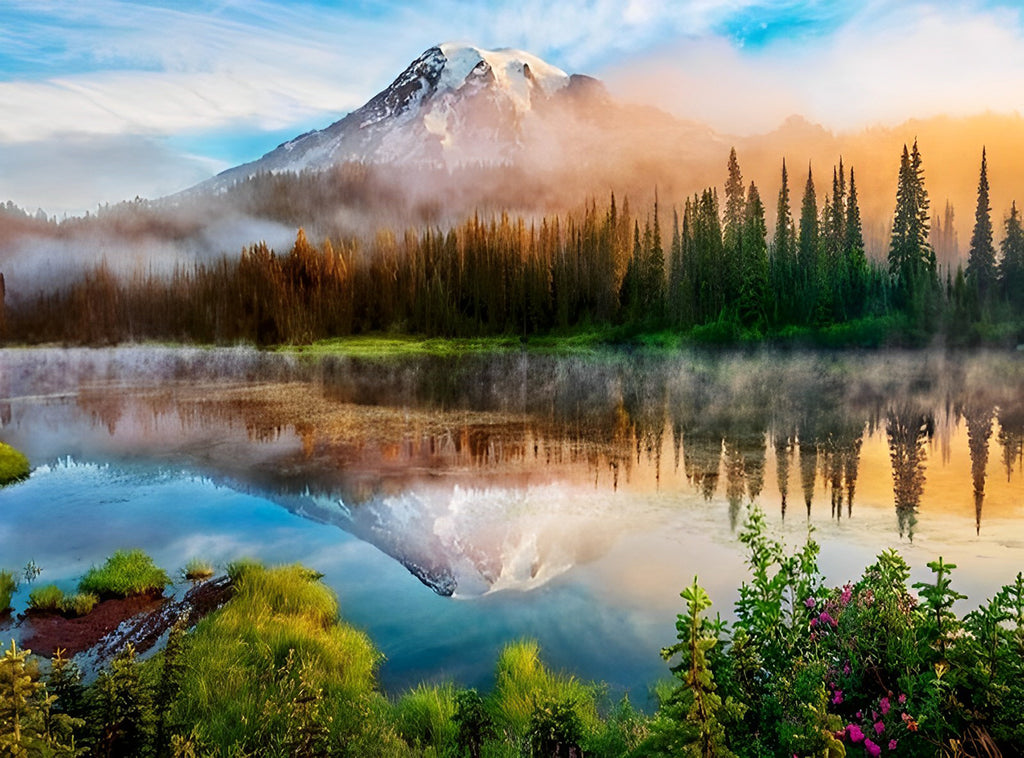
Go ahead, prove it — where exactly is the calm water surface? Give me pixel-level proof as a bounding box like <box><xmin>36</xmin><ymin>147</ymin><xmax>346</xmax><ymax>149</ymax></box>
<box><xmin>0</xmin><ymin>347</ymin><xmax>1022</xmax><ymax>699</ymax></box>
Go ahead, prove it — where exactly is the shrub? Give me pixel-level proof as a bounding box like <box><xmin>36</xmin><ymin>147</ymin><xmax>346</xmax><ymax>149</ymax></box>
<box><xmin>394</xmin><ymin>681</ymin><xmax>458</xmax><ymax>753</ymax></box>
<box><xmin>28</xmin><ymin>583</ymin><xmax>64</xmax><ymax>612</ymax></box>
<box><xmin>61</xmin><ymin>592</ymin><xmax>99</xmax><ymax>617</ymax></box>
<box><xmin>0</xmin><ymin>570</ymin><xmax>16</xmax><ymax>612</ymax></box>
<box><xmin>0</xmin><ymin>442</ymin><xmax>30</xmax><ymax>485</ymax></box>
<box><xmin>78</xmin><ymin>549</ymin><xmax>169</xmax><ymax>598</ymax></box>
<box><xmin>182</xmin><ymin>558</ymin><xmax>214</xmax><ymax>582</ymax></box>
<box><xmin>169</xmin><ymin>563</ymin><xmax>399</xmax><ymax>755</ymax></box>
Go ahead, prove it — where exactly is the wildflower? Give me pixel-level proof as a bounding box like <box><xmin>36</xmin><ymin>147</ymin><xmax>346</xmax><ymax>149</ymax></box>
<box><xmin>832</xmin><ymin>689</ymin><xmax>844</xmax><ymax>705</ymax></box>
<box><xmin>898</xmin><ymin>694</ymin><xmax>906</xmax><ymax>705</ymax></box>
<box><xmin>880</xmin><ymin>696</ymin><xmax>890</xmax><ymax>715</ymax></box>
<box><xmin>810</xmin><ymin>617</ymin><xmax>818</xmax><ymax>627</ymax></box>
<box><xmin>846</xmin><ymin>724</ymin><xmax>865</xmax><ymax>743</ymax></box>
<box><xmin>864</xmin><ymin>737</ymin><xmax>882</xmax><ymax>757</ymax></box>
<box><xmin>856</xmin><ymin>711</ymin><xmax>863</xmax><ymax>720</ymax></box>
<box><xmin>901</xmin><ymin>712</ymin><xmax>918</xmax><ymax>732</ymax></box>
<box><xmin>819</xmin><ymin>611</ymin><xmax>837</xmax><ymax>627</ymax></box>
<box><xmin>843</xmin><ymin>662</ymin><xmax>851</xmax><ymax>675</ymax></box>
<box><xmin>889</xmin><ymin>739</ymin><xmax>898</xmax><ymax>751</ymax></box>
<box><xmin>874</xmin><ymin>720</ymin><xmax>885</xmax><ymax>736</ymax></box>
<box><xmin>840</xmin><ymin>584</ymin><xmax>853</xmax><ymax>605</ymax></box>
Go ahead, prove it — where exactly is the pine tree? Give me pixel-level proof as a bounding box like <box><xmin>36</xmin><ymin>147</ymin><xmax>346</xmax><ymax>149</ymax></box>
<box><xmin>797</xmin><ymin>165</ymin><xmax>819</xmax><ymax>322</ymax></box>
<box><xmin>723</xmin><ymin>148</ymin><xmax>746</xmax><ymax>304</ymax></box>
<box><xmin>772</xmin><ymin>160</ymin><xmax>796</xmax><ymax>324</ymax></box>
<box><xmin>1000</xmin><ymin>201</ymin><xmax>1024</xmax><ymax>313</ymax></box>
<box><xmin>889</xmin><ymin>141</ymin><xmax>934</xmax><ymax>296</ymax></box>
<box><xmin>843</xmin><ymin>167</ymin><xmax>868</xmax><ymax>318</ymax></box>
<box><xmin>966</xmin><ymin>148</ymin><xmax>997</xmax><ymax>299</ymax></box>
<box><xmin>740</xmin><ymin>181</ymin><xmax>769</xmax><ymax>327</ymax></box>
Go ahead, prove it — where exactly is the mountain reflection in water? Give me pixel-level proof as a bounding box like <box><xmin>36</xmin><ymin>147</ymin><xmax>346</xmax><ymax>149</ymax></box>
<box><xmin>1</xmin><ymin>347</ymin><xmax>1022</xmax><ymax>597</ymax></box>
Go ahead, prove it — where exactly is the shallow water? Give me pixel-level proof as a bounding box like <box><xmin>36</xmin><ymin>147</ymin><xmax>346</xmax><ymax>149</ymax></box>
<box><xmin>0</xmin><ymin>346</ymin><xmax>1022</xmax><ymax>699</ymax></box>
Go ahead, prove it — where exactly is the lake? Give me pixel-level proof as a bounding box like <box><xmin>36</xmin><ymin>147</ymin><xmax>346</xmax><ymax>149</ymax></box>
<box><xmin>0</xmin><ymin>346</ymin><xmax>1022</xmax><ymax>701</ymax></box>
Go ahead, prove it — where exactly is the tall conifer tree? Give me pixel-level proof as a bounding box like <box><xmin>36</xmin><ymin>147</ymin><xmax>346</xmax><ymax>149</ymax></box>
<box><xmin>966</xmin><ymin>148</ymin><xmax>997</xmax><ymax>297</ymax></box>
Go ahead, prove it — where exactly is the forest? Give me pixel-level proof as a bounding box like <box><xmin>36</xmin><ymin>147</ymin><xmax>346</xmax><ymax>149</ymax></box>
<box><xmin>2</xmin><ymin>144</ymin><xmax>1023</xmax><ymax>348</ymax></box>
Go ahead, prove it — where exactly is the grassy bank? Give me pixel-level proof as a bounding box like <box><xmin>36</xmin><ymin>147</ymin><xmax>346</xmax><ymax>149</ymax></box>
<box><xmin>0</xmin><ymin>441</ymin><xmax>30</xmax><ymax>485</ymax></box>
<box><xmin>6</xmin><ymin>524</ymin><xmax>1024</xmax><ymax>756</ymax></box>
<box><xmin>276</xmin><ymin>313</ymin><xmax>1024</xmax><ymax>359</ymax></box>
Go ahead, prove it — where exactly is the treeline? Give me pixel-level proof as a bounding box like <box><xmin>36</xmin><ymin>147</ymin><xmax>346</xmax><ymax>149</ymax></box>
<box><xmin>3</xmin><ymin>145</ymin><xmax>1024</xmax><ymax>346</ymax></box>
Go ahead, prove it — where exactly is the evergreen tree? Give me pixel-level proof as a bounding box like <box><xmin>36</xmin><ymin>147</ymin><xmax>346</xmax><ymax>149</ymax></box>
<box><xmin>797</xmin><ymin>165</ymin><xmax>819</xmax><ymax>321</ymax></box>
<box><xmin>889</xmin><ymin>141</ymin><xmax>934</xmax><ymax>303</ymax></box>
<box><xmin>1000</xmin><ymin>201</ymin><xmax>1024</xmax><ymax>313</ymax></box>
<box><xmin>966</xmin><ymin>148</ymin><xmax>997</xmax><ymax>299</ymax></box>
<box><xmin>723</xmin><ymin>148</ymin><xmax>746</xmax><ymax>304</ymax></box>
<box><xmin>843</xmin><ymin>167</ymin><xmax>868</xmax><ymax>318</ymax></box>
<box><xmin>740</xmin><ymin>181</ymin><xmax>769</xmax><ymax>327</ymax></box>
<box><xmin>771</xmin><ymin>160</ymin><xmax>797</xmax><ymax>324</ymax></box>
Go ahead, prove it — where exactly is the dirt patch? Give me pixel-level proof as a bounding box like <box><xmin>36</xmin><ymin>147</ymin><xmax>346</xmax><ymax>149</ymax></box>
<box><xmin>21</xmin><ymin>578</ymin><xmax>233</xmax><ymax>660</ymax></box>
<box><xmin>23</xmin><ymin>590</ymin><xmax>164</xmax><ymax>657</ymax></box>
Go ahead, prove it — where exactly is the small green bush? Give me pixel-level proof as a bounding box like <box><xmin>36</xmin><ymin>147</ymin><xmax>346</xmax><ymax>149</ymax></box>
<box><xmin>183</xmin><ymin>558</ymin><xmax>214</xmax><ymax>582</ymax></box>
<box><xmin>28</xmin><ymin>584</ymin><xmax>65</xmax><ymax>612</ymax></box>
<box><xmin>0</xmin><ymin>442</ymin><xmax>30</xmax><ymax>485</ymax></box>
<box><xmin>78</xmin><ymin>549</ymin><xmax>169</xmax><ymax>598</ymax></box>
<box><xmin>0</xmin><ymin>570</ymin><xmax>16</xmax><ymax>612</ymax></box>
<box><xmin>394</xmin><ymin>682</ymin><xmax>457</xmax><ymax>753</ymax></box>
<box><xmin>61</xmin><ymin>592</ymin><xmax>99</xmax><ymax>617</ymax></box>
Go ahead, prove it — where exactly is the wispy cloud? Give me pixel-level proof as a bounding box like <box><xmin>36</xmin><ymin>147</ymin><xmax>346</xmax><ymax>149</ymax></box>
<box><xmin>1</xmin><ymin>0</ymin><xmax>1022</xmax><ymax>212</ymax></box>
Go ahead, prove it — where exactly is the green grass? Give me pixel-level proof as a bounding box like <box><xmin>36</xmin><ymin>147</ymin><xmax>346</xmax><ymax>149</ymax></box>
<box><xmin>61</xmin><ymin>592</ymin><xmax>99</xmax><ymax>617</ymax></box>
<box><xmin>0</xmin><ymin>570</ymin><xmax>18</xmax><ymax>612</ymax></box>
<box><xmin>28</xmin><ymin>583</ymin><xmax>65</xmax><ymax>612</ymax></box>
<box><xmin>490</xmin><ymin>639</ymin><xmax>602</xmax><ymax>742</ymax></box>
<box><xmin>78</xmin><ymin>549</ymin><xmax>170</xmax><ymax>599</ymax></box>
<box><xmin>393</xmin><ymin>681</ymin><xmax>458</xmax><ymax>753</ymax></box>
<box><xmin>182</xmin><ymin>557</ymin><xmax>215</xmax><ymax>582</ymax></box>
<box><xmin>0</xmin><ymin>442</ymin><xmax>30</xmax><ymax>486</ymax></box>
<box><xmin>170</xmin><ymin>562</ymin><xmax>401</xmax><ymax>755</ymax></box>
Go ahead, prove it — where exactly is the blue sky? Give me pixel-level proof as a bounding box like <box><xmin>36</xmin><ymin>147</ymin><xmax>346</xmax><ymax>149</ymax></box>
<box><xmin>1</xmin><ymin>0</ymin><xmax>1023</xmax><ymax>213</ymax></box>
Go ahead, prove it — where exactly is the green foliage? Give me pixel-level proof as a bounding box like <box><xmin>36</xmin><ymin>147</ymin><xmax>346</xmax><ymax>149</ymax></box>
<box><xmin>28</xmin><ymin>584</ymin><xmax>65</xmax><ymax>613</ymax></box>
<box><xmin>0</xmin><ymin>442</ymin><xmax>30</xmax><ymax>486</ymax></box>
<box><xmin>168</xmin><ymin>562</ymin><xmax>397</xmax><ymax>756</ymax></box>
<box><xmin>0</xmin><ymin>571</ymin><xmax>16</xmax><ymax>613</ymax></box>
<box><xmin>393</xmin><ymin>682</ymin><xmax>457</xmax><ymax>755</ymax></box>
<box><xmin>61</xmin><ymin>593</ymin><xmax>99</xmax><ymax>617</ymax></box>
<box><xmin>181</xmin><ymin>559</ymin><xmax>214</xmax><ymax>583</ymax></box>
<box><xmin>78</xmin><ymin>550</ymin><xmax>169</xmax><ymax>599</ymax></box>
<box><xmin>0</xmin><ymin>640</ymin><xmax>83</xmax><ymax>757</ymax></box>
<box><xmin>93</xmin><ymin>643</ymin><xmax>155</xmax><ymax>757</ymax></box>
<box><xmin>452</xmin><ymin>688</ymin><xmax>494</xmax><ymax>758</ymax></box>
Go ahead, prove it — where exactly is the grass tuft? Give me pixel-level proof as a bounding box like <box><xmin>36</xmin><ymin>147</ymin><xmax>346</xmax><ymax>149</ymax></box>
<box><xmin>0</xmin><ymin>570</ymin><xmax>16</xmax><ymax>612</ymax></box>
<box><xmin>28</xmin><ymin>583</ymin><xmax>65</xmax><ymax>612</ymax></box>
<box><xmin>183</xmin><ymin>558</ymin><xmax>215</xmax><ymax>582</ymax></box>
<box><xmin>0</xmin><ymin>442</ymin><xmax>30</xmax><ymax>486</ymax></box>
<box><xmin>78</xmin><ymin>549</ymin><xmax>169</xmax><ymax>599</ymax></box>
<box><xmin>393</xmin><ymin>682</ymin><xmax>458</xmax><ymax>752</ymax></box>
<box><xmin>61</xmin><ymin>592</ymin><xmax>99</xmax><ymax>617</ymax></box>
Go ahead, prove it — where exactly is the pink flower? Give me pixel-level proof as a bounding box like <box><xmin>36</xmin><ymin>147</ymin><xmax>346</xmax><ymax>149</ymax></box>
<box><xmin>874</xmin><ymin>720</ymin><xmax>885</xmax><ymax>736</ymax></box>
<box><xmin>856</xmin><ymin>711</ymin><xmax>863</xmax><ymax>720</ymax></box>
<box><xmin>880</xmin><ymin>696</ymin><xmax>890</xmax><ymax>715</ymax></box>
<box><xmin>805</xmin><ymin>596</ymin><xmax>816</xmax><ymax>608</ymax></box>
<box><xmin>898</xmin><ymin>694</ymin><xmax>907</xmax><ymax>705</ymax></box>
<box><xmin>832</xmin><ymin>689</ymin><xmax>844</xmax><ymax>705</ymax></box>
<box><xmin>889</xmin><ymin>739</ymin><xmax>898</xmax><ymax>751</ymax></box>
<box><xmin>843</xmin><ymin>662</ymin><xmax>851</xmax><ymax>675</ymax></box>
<box><xmin>840</xmin><ymin>584</ymin><xmax>853</xmax><ymax>606</ymax></box>
<box><xmin>819</xmin><ymin>611</ymin><xmax>837</xmax><ymax>627</ymax></box>
<box><xmin>810</xmin><ymin>617</ymin><xmax>818</xmax><ymax>627</ymax></box>
<box><xmin>846</xmin><ymin>724</ymin><xmax>865</xmax><ymax>743</ymax></box>
<box><xmin>864</xmin><ymin>737</ymin><xmax>882</xmax><ymax>757</ymax></box>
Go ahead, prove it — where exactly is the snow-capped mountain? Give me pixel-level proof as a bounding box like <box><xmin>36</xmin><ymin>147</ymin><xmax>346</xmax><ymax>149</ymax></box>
<box><xmin>213</xmin><ymin>43</ymin><xmax>602</xmax><ymax>182</ymax></box>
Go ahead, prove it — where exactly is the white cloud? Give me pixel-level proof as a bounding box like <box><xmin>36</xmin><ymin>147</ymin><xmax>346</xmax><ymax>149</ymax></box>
<box><xmin>602</xmin><ymin>2</ymin><xmax>1024</xmax><ymax>135</ymax></box>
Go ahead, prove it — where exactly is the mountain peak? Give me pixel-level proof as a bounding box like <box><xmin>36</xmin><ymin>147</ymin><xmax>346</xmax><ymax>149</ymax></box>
<box><xmin>209</xmin><ymin>43</ymin><xmax>581</xmax><ymax>182</ymax></box>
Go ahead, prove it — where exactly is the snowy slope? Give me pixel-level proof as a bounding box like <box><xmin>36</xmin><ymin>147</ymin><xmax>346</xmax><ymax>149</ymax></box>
<box><xmin>212</xmin><ymin>43</ymin><xmax>581</xmax><ymax>182</ymax></box>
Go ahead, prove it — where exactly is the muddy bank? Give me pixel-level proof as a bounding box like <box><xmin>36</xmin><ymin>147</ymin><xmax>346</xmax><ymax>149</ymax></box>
<box><xmin>21</xmin><ymin>577</ymin><xmax>232</xmax><ymax>661</ymax></box>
